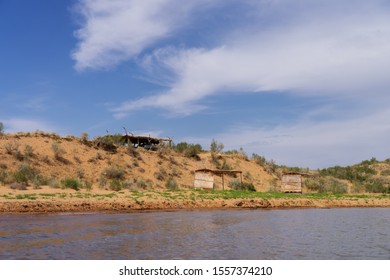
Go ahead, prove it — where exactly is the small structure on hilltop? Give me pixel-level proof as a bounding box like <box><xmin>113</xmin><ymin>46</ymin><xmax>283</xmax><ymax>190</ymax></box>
<box><xmin>281</xmin><ymin>172</ymin><xmax>309</xmax><ymax>194</ymax></box>
<box><xmin>121</xmin><ymin>134</ymin><xmax>171</xmax><ymax>150</ymax></box>
<box><xmin>194</xmin><ymin>169</ymin><xmax>243</xmax><ymax>190</ymax></box>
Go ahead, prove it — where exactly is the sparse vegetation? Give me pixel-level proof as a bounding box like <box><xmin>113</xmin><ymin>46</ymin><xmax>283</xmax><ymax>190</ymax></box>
<box><xmin>4</xmin><ymin>141</ymin><xmax>23</xmax><ymax>160</ymax></box>
<box><xmin>173</xmin><ymin>142</ymin><xmax>202</xmax><ymax>160</ymax></box>
<box><xmin>229</xmin><ymin>179</ymin><xmax>255</xmax><ymax>191</ymax></box>
<box><xmin>76</xmin><ymin>167</ymin><xmax>85</xmax><ymax>179</ymax></box>
<box><xmin>219</xmin><ymin>160</ymin><xmax>233</xmax><ymax>171</ymax></box>
<box><xmin>210</xmin><ymin>139</ymin><xmax>224</xmax><ymax>153</ymax></box>
<box><xmin>80</xmin><ymin>132</ymin><xmax>89</xmax><ymax>143</ymax></box>
<box><xmin>61</xmin><ymin>178</ymin><xmax>81</xmax><ymax>191</ymax></box>
<box><xmin>52</xmin><ymin>142</ymin><xmax>66</xmax><ymax>161</ymax></box>
<box><xmin>23</xmin><ymin>145</ymin><xmax>34</xmax><ymax>160</ymax></box>
<box><xmin>13</xmin><ymin>163</ymin><xmax>39</xmax><ymax>185</ymax></box>
<box><xmin>154</xmin><ymin>171</ymin><xmax>165</xmax><ymax>181</ymax></box>
<box><xmin>93</xmin><ymin>135</ymin><xmax>118</xmax><ymax>152</ymax></box>
<box><xmin>136</xmin><ymin>178</ymin><xmax>148</xmax><ymax>189</ymax></box>
<box><xmin>166</xmin><ymin>178</ymin><xmax>178</xmax><ymax>190</ymax></box>
<box><xmin>318</xmin><ymin>159</ymin><xmax>390</xmax><ymax>193</ymax></box>
<box><xmin>225</xmin><ymin>147</ymin><xmax>248</xmax><ymax>160</ymax></box>
<box><xmin>304</xmin><ymin>177</ymin><xmax>348</xmax><ymax>194</ymax></box>
<box><xmin>109</xmin><ymin>179</ymin><xmax>123</xmax><ymax>191</ymax></box>
<box><xmin>103</xmin><ymin>166</ymin><xmax>125</xmax><ymax>180</ymax></box>
<box><xmin>252</xmin><ymin>153</ymin><xmax>277</xmax><ymax>174</ymax></box>
<box><xmin>1</xmin><ymin>132</ymin><xmax>390</xmax><ymax>198</ymax></box>
<box><xmin>0</xmin><ymin>169</ymin><xmax>8</xmax><ymax>185</ymax></box>
<box><xmin>127</xmin><ymin>145</ymin><xmax>141</xmax><ymax>159</ymax></box>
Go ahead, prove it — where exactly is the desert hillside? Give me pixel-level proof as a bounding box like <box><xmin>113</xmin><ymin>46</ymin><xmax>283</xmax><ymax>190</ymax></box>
<box><xmin>0</xmin><ymin>132</ymin><xmax>276</xmax><ymax>192</ymax></box>
<box><xmin>1</xmin><ymin>131</ymin><xmax>390</xmax><ymax>195</ymax></box>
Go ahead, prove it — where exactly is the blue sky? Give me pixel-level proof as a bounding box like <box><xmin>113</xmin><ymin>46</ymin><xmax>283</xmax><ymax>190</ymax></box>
<box><xmin>1</xmin><ymin>0</ymin><xmax>390</xmax><ymax>168</ymax></box>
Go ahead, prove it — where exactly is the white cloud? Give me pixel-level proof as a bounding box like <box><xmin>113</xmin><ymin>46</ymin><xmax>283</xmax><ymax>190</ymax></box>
<box><xmin>187</xmin><ymin>108</ymin><xmax>390</xmax><ymax>168</ymax></box>
<box><xmin>72</xmin><ymin>0</ymin><xmax>222</xmax><ymax>71</ymax></box>
<box><xmin>4</xmin><ymin>118</ymin><xmax>56</xmax><ymax>134</ymax></box>
<box><xmin>71</xmin><ymin>0</ymin><xmax>390</xmax><ymax>167</ymax></box>
<box><xmin>113</xmin><ymin>4</ymin><xmax>390</xmax><ymax>116</ymax></box>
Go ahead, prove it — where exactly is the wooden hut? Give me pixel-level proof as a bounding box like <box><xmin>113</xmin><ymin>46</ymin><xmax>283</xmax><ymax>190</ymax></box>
<box><xmin>281</xmin><ymin>172</ymin><xmax>304</xmax><ymax>193</ymax></box>
<box><xmin>194</xmin><ymin>169</ymin><xmax>242</xmax><ymax>190</ymax></box>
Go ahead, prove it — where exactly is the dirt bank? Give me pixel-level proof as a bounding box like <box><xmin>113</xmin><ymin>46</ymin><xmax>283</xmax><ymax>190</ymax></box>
<box><xmin>1</xmin><ymin>195</ymin><xmax>389</xmax><ymax>214</ymax></box>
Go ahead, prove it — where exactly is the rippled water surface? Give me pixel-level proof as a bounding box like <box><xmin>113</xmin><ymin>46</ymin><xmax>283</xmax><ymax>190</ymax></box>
<box><xmin>0</xmin><ymin>208</ymin><xmax>389</xmax><ymax>259</ymax></box>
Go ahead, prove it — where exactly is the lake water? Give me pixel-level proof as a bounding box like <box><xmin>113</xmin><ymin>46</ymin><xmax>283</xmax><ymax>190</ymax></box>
<box><xmin>0</xmin><ymin>208</ymin><xmax>389</xmax><ymax>259</ymax></box>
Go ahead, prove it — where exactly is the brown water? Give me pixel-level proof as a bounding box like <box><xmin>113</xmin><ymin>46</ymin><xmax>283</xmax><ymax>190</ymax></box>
<box><xmin>0</xmin><ymin>208</ymin><xmax>389</xmax><ymax>259</ymax></box>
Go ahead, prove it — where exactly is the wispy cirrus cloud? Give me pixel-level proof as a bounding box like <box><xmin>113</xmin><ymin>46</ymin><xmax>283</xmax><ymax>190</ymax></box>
<box><xmin>71</xmin><ymin>0</ymin><xmax>223</xmax><ymax>71</ymax></box>
<box><xmin>112</xmin><ymin>0</ymin><xmax>390</xmax><ymax>116</ymax></box>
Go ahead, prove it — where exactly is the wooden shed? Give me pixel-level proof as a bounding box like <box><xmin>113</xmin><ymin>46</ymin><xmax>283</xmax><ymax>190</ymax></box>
<box><xmin>281</xmin><ymin>173</ymin><xmax>303</xmax><ymax>193</ymax></box>
<box><xmin>194</xmin><ymin>169</ymin><xmax>242</xmax><ymax>190</ymax></box>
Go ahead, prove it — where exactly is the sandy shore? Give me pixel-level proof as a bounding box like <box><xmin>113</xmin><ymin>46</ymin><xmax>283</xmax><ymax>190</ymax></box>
<box><xmin>1</xmin><ymin>187</ymin><xmax>389</xmax><ymax>213</ymax></box>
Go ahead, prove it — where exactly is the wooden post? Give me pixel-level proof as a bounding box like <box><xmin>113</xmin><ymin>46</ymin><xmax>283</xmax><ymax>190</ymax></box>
<box><xmin>222</xmin><ymin>174</ymin><xmax>225</xmax><ymax>190</ymax></box>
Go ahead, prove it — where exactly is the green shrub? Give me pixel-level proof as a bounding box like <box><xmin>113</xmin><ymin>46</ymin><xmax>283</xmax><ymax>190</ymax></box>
<box><xmin>48</xmin><ymin>178</ymin><xmax>60</xmax><ymax>189</ymax></box>
<box><xmin>165</xmin><ymin>178</ymin><xmax>178</xmax><ymax>190</ymax></box>
<box><xmin>24</xmin><ymin>145</ymin><xmax>34</xmax><ymax>160</ymax></box>
<box><xmin>80</xmin><ymin>132</ymin><xmax>89</xmax><ymax>143</ymax></box>
<box><xmin>103</xmin><ymin>166</ymin><xmax>125</xmax><ymax>180</ymax></box>
<box><xmin>219</xmin><ymin>160</ymin><xmax>232</xmax><ymax>171</ymax></box>
<box><xmin>4</xmin><ymin>141</ymin><xmax>23</xmax><ymax>160</ymax></box>
<box><xmin>185</xmin><ymin>145</ymin><xmax>202</xmax><ymax>159</ymax></box>
<box><xmin>76</xmin><ymin>167</ymin><xmax>85</xmax><ymax>179</ymax></box>
<box><xmin>14</xmin><ymin>163</ymin><xmax>39</xmax><ymax>185</ymax></box>
<box><xmin>251</xmin><ymin>153</ymin><xmax>277</xmax><ymax>174</ymax></box>
<box><xmin>361</xmin><ymin>178</ymin><xmax>390</xmax><ymax>193</ymax></box>
<box><xmin>252</xmin><ymin>153</ymin><xmax>267</xmax><ymax>166</ymax></box>
<box><xmin>98</xmin><ymin>175</ymin><xmax>108</xmax><ymax>188</ymax></box>
<box><xmin>173</xmin><ymin>142</ymin><xmax>190</xmax><ymax>153</ymax></box>
<box><xmin>320</xmin><ymin>164</ymin><xmax>375</xmax><ymax>181</ymax></box>
<box><xmin>154</xmin><ymin>167</ymin><xmax>167</xmax><ymax>181</ymax></box>
<box><xmin>240</xmin><ymin>182</ymin><xmax>256</xmax><ymax>191</ymax></box>
<box><xmin>210</xmin><ymin>139</ymin><xmax>224</xmax><ymax>153</ymax></box>
<box><xmin>109</xmin><ymin>179</ymin><xmax>123</xmax><ymax>191</ymax></box>
<box><xmin>81</xmin><ymin>180</ymin><xmax>93</xmax><ymax>191</ymax></box>
<box><xmin>154</xmin><ymin>171</ymin><xmax>165</xmax><ymax>181</ymax></box>
<box><xmin>244</xmin><ymin>171</ymin><xmax>252</xmax><ymax>180</ymax></box>
<box><xmin>304</xmin><ymin>177</ymin><xmax>348</xmax><ymax>194</ymax></box>
<box><xmin>229</xmin><ymin>179</ymin><xmax>255</xmax><ymax>191</ymax></box>
<box><xmin>0</xmin><ymin>169</ymin><xmax>10</xmax><ymax>184</ymax></box>
<box><xmin>52</xmin><ymin>142</ymin><xmax>66</xmax><ymax>160</ymax></box>
<box><xmin>94</xmin><ymin>133</ymin><xmax>127</xmax><ymax>152</ymax></box>
<box><xmin>174</xmin><ymin>142</ymin><xmax>202</xmax><ymax>159</ymax></box>
<box><xmin>61</xmin><ymin>178</ymin><xmax>81</xmax><ymax>191</ymax></box>
<box><xmin>136</xmin><ymin>178</ymin><xmax>148</xmax><ymax>189</ymax></box>
<box><xmin>225</xmin><ymin>147</ymin><xmax>248</xmax><ymax>160</ymax></box>
<box><xmin>32</xmin><ymin>175</ymin><xmax>50</xmax><ymax>188</ymax></box>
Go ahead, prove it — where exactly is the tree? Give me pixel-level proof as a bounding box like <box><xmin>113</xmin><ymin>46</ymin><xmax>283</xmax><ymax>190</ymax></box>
<box><xmin>210</xmin><ymin>139</ymin><xmax>224</xmax><ymax>153</ymax></box>
<box><xmin>0</xmin><ymin>122</ymin><xmax>4</xmax><ymax>135</ymax></box>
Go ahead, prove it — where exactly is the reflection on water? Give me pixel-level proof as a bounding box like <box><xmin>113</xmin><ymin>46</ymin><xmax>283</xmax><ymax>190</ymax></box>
<box><xmin>0</xmin><ymin>208</ymin><xmax>389</xmax><ymax>259</ymax></box>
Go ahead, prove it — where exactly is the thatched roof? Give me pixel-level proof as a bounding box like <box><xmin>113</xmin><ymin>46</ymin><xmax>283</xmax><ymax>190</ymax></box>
<box><xmin>195</xmin><ymin>168</ymin><xmax>242</xmax><ymax>175</ymax></box>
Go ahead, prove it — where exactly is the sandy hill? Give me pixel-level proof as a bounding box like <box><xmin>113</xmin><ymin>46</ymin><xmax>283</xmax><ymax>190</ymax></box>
<box><xmin>0</xmin><ymin>132</ymin><xmax>276</xmax><ymax>192</ymax></box>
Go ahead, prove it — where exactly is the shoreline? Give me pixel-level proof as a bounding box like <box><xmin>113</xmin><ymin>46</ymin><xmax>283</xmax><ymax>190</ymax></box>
<box><xmin>1</xmin><ymin>196</ymin><xmax>389</xmax><ymax>214</ymax></box>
